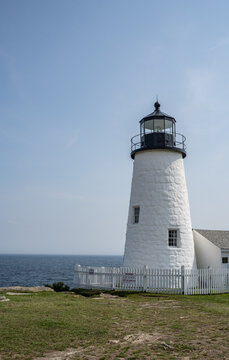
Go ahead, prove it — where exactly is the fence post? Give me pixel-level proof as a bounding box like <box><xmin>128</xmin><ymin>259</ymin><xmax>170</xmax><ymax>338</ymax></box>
<box><xmin>208</xmin><ymin>266</ymin><xmax>211</xmax><ymax>295</ymax></box>
<box><xmin>112</xmin><ymin>267</ymin><xmax>116</xmax><ymax>290</ymax></box>
<box><xmin>143</xmin><ymin>265</ymin><xmax>147</xmax><ymax>292</ymax></box>
<box><xmin>74</xmin><ymin>264</ymin><xmax>81</xmax><ymax>288</ymax></box>
<box><xmin>181</xmin><ymin>265</ymin><xmax>185</xmax><ymax>295</ymax></box>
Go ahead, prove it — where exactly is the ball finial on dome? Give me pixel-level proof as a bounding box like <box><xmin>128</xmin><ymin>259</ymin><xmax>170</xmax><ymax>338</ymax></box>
<box><xmin>154</xmin><ymin>100</ymin><xmax>160</xmax><ymax>111</ymax></box>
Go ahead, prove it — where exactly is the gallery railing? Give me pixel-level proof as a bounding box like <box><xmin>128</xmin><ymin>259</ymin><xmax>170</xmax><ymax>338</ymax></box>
<box><xmin>131</xmin><ymin>132</ymin><xmax>186</xmax><ymax>156</ymax></box>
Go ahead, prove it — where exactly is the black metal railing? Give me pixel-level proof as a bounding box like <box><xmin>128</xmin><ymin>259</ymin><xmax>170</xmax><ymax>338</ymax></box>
<box><xmin>131</xmin><ymin>132</ymin><xmax>186</xmax><ymax>156</ymax></box>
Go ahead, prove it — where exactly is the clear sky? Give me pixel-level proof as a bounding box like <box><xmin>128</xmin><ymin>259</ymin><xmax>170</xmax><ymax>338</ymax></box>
<box><xmin>1</xmin><ymin>0</ymin><xmax>229</xmax><ymax>255</ymax></box>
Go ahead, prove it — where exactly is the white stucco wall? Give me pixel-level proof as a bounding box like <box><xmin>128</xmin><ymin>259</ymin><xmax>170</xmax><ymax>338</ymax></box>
<box><xmin>123</xmin><ymin>149</ymin><xmax>196</xmax><ymax>269</ymax></box>
<box><xmin>193</xmin><ymin>230</ymin><xmax>222</xmax><ymax>269</ymax></box>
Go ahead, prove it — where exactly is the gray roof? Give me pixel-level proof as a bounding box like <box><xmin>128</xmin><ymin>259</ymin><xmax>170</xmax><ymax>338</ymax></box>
<box><xmin>195</xmin><ymin>229</ymin><xmax>229</xmax><ymax>249</ymax></box>
<box><xmin>143</xmin><ymin>109</ymin><xmax>175</xmax><ymax>120</ymax></box>
<box><xmin>140</xmin><ymin>102</ymin><xmax>176</xmax><ymax>122</ymax></box>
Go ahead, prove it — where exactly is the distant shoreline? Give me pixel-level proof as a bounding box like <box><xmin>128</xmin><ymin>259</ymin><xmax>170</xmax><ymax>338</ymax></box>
<box><xmin>0</xmin><ymin>253</ymin><xmax>123</xmax><ymax>256</ymax></box>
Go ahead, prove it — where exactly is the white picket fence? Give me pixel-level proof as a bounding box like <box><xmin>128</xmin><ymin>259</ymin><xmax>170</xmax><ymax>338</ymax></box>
<box><xmin>74</xmin><ymin>265</ymin><xmax>229</xmax><ymax>295</ymax></box>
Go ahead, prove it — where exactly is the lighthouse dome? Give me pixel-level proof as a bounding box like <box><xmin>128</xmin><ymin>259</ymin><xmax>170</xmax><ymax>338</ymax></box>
<box><xmin>143</xmin><ymin>101</ymin><xmax>175</xmax><ymax>121</ymax></box>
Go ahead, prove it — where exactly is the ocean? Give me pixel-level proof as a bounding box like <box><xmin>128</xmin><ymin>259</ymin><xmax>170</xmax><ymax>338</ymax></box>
<box><xmin>0</xmin><ymin>254</ymin><xmax>123</xmax><ymax>288</ymax></box>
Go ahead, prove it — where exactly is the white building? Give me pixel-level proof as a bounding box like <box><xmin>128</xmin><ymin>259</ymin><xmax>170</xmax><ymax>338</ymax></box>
<box><xmin>123</xmin><ymin>102</ymin><xmax>197</xmax><ymax>269</ymax></box>
<box><xmin>193</xmin><ymin>229</ymin><xmax>229</xmax><ymax>269</ymax></box>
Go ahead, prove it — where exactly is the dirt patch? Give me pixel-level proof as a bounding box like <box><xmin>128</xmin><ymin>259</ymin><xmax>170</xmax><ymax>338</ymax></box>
<box><xmin>108</xmin><ymin>332</ymin><xmax>162</xmax><ymax>345</ymax></box>
<box><xmin>92</xmin><ymin>297</ymin><xmax>104</xmax><ymax>300</ymax></box>
<box><xmin>6</xmin><ymin>292</ymin><xmax>33</xmax><ymax>295</ymax></box>
<box><xmin>108</xmin><ymin>339</ymin><xmax>120</xmax><ymax>344</ymax></box>
<box><xmin>0</xmin><ymin>286</ymin><xmax>54</xmax><ymax>292</ymax></box>
<box><xmin>33</xmin><ymin>334</ymin><xmax>164</xmax><ymax>360</ymax></box>
<box><xmin>34</xmin><ymin>348</ymin><xmax>81</xmax><ymax>360</ymax></box>
<box><xmin>138</xmin><ymin>300</ymin><xmax>177</xmax><ymax>309</ymax></box>
<box><xmin>93</xmin><ymin>293</ymin><xmax>124</xmax><ymax>300</ymax></box>
<box><xmin>33</xmin><ymin>333</ymin><xmax>163</xmax><ymax>359</ymax></box>
<box><xmin>100</xmin><ymin>293</ymin><xmax>118</xmax><ymax>298</ymax></box>
<box><xmin>123</xmin><ymin>332</ymin><xmax>162</xmax><ymax>344</ymax></box>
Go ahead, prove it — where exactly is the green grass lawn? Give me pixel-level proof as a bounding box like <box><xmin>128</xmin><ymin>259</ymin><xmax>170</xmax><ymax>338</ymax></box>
<box><xmin>0</xmin><ymin>290</ymin><xmax>228</xmax><ymax>359</ymax></box>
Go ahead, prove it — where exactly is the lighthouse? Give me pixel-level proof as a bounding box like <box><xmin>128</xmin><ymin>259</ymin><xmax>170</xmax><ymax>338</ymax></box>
<box><xmin>123</xmin><ymin>101</ymin><xmax>196</xmax><ymax>269</ymax></box>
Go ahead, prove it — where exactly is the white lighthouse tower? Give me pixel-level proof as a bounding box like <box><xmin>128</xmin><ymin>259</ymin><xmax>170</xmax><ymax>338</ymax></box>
<box><xmin>123</xmin><ymin>101</ymin><xmax>196</xmax><ymax>269</ymax></box>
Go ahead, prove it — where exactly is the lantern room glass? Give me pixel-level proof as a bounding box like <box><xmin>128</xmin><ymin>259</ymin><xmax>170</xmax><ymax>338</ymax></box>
<box><xmin>144</xmin><ymin>119</ymin><xmax>153</xmax><ymax>134</ymax></box>
<box><xmin>140</xmin><ymin>122</ymin><xmax>144</xmax><ymax>136</ymax></box>
<box><xmin>144</xmin><ymin>118</ymin><xmax>174</xmax><ymax>134</ymax></box>
<box><xmin>154</xmin><ymin>119</ymin><xmax>164</xmax><ymax>132</ymax></box>
<box><xmin>165</xmin><ymin>120</ymin><xmax>174</xmax><ymax>134</ymax></box>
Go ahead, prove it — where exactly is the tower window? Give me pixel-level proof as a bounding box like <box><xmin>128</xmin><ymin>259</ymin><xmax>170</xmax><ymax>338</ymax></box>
<box><xmin>168</xmin><ymin>229</ymin><xmax>178</xmax><ymax>247</ymax></box>
<box><xmin>133</xmin><ymin>206</ymin><xmax>140</xmax><ymax>224</ymax></box>
<box><xmin>222</xmin><ymin>257</ymin><xmax>228</xmax><ymax>264</ymax></box>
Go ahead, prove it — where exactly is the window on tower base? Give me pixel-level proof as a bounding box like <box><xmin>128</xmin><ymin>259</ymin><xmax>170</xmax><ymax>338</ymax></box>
<box><xmin>168</xmin><ymin>229</ymin><xmax>178</xmax><ymax>247</ymax></box>
<box><xmin>133</xmin><ymin>206</ymin><xmax>140</xmax><ymax>224</ymax></box>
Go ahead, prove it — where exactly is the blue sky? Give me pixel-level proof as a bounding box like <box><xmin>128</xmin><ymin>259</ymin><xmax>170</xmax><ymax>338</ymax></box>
<box><xmin>1</xmin><ymin>0</ymin><xmax>229</xmax><ymax>254</ymax></box>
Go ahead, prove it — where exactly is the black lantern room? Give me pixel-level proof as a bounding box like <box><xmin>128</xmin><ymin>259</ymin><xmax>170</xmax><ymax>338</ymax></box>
<box><xmin>131</xmin><ymin>101</ymin><xmax>186</xmax><ymax>159</ymax></box>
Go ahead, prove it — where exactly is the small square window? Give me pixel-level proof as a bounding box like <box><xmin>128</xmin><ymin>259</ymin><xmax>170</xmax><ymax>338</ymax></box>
<box><xmin>168</xmin><ymin>229</ymin><xmax>178</xmax><ymax>247</ymax></box>
<box><xmin>133</xmin><ymin>206</ymin><xmax>140</xmax><ymax>224</ymax></box>
<box><xmin>222</xmin><ymin>257</ymin><xmax>228</xmax><ymax>264</ymax></box>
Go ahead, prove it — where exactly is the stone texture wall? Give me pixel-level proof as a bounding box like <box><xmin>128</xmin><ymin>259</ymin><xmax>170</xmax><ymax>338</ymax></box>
<box><xmin>123</xmin><ymin>149</ymin><xmax>196</xmax><ymax>269</ymax></box>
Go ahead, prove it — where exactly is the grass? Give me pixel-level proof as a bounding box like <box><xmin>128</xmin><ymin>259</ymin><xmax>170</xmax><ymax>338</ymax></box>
<box><xmin>0</xmin><ymin>290</ymin><xmax>228</xmax><ymax>359</ymax></box>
